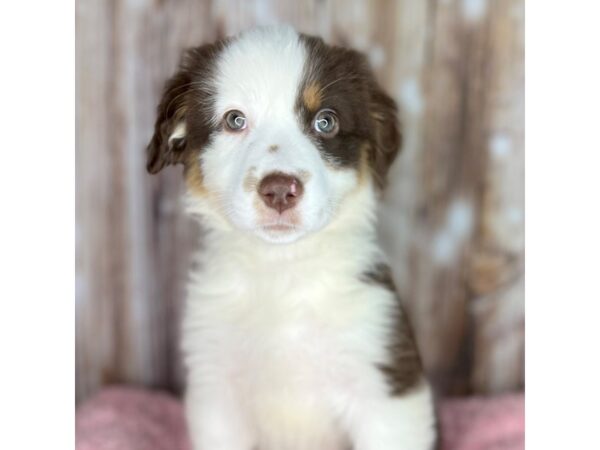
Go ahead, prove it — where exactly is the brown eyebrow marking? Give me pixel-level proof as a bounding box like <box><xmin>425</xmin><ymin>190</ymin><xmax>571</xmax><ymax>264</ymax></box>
<box><xmin>302</xmin><ymin>82</ymin><xmax>322</xmax><ymax>111</ymax></box>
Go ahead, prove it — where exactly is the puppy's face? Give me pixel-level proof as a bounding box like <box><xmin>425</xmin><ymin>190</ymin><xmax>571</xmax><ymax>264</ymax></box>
<box><xmin>147</xmin><ymin>27</ymin><xmax>400</xmax><ymax>244</ymax></box>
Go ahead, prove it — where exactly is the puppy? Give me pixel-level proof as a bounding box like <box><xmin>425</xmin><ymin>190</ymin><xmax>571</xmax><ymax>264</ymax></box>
<box><xmin>147</xmin><ymin>26</ymin><xmax>436</xmax><ymax>450</ymax></box>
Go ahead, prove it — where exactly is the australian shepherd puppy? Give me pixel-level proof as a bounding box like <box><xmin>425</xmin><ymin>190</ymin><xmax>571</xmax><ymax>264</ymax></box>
<box><xmin>147</xmin><ymin>26</ymin><xmax>436</xmax><ymax>450</ymax></box>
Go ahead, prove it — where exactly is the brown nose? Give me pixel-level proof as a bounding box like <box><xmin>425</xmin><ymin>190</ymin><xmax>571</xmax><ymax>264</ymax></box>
<box><xmin>258</xmin><ymin>172</ymin><xmax>304</xmax><ymax>213</ymax></box>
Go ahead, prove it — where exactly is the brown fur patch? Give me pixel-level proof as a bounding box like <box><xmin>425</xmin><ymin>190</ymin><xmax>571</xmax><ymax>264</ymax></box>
<box><xmin>146</xmin><ymin>40</ymin><xmax>227</xmax><ymax>174</ymax></box>
<box><xmin>357</xmin><ymin>142</ymin><xmax>372</xmax><ymax>185</ymax></box>
<box><xmin>302</xmin><ymin>82</ymin><xmax>322</xmax><ymax>111</ymax></box>
<box><xmin>268</xmin><ymin>144</ymin><xmax>279</xmax><ymax>153</ymax></box>
<box><xmin>183</xmin><ymin>153</ymin><xmax>206</xmax><ymax>196</ymax></box>
<box><xmin>362</xmin><ymin>263</ymin><xmax>423</xmax><ymax>396</ymax></box>
<box><xmin>296</xmin><ymin>34</ymin><xmax>401</xmax><ymax>189</ymax></box>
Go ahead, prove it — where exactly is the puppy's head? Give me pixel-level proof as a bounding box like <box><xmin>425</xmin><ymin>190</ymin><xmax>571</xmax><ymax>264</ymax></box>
<box><xmin>147</xmin><ymin>27</ymin><xmax>400</xmax><ymax>244</ymax></box>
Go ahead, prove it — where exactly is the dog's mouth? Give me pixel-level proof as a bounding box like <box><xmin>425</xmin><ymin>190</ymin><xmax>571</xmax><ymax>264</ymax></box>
<box><xmin>261</xmin><ymin>223</ymin><xmax>297</xmax><ymax>233</ymax></box>
<box><xmin>256</xmin><ymin>220</ymin><xmax>306</xmax><ymax>243</ymax></box>
<box><xmin>257</xmin><ymin>208</ymin><xmax>303</xmax><ymax>236</ymax></box>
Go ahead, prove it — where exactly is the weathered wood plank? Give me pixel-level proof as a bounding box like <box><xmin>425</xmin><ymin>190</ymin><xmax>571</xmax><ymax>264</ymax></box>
<box><xmin>381</xmin><ymin>0</ymin><xmax>524</xmax><ymax>395</ymax></box>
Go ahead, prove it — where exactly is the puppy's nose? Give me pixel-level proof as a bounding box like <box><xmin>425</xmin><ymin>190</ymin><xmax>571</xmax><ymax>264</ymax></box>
<box><xmin>258</xmin><ymin>173</ymin><xmax>304</xmax><ymax>213</ymax></box>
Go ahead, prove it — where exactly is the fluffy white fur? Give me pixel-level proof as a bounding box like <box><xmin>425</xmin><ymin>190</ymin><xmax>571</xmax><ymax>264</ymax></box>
<box><xmin>178</xmin><ymin>27</ymin><xmax>436</xmax><ymax>450</ymax></box>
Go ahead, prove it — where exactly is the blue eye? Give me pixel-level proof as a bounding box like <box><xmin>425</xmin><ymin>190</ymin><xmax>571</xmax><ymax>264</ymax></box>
<box><xmin>224</xmin><ymin>110</ymin><xmax>247</xmax><ymax>131</ymax></box>
<box><xmin>313</xmin><ymin>109</ymin><xmax>339</xmax><ymax>137</ymax></box>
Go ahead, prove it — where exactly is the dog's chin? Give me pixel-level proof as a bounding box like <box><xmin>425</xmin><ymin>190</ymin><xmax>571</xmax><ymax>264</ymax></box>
<box><xmin>254</xmin><ymin>224</ymin><xmax>308</xmax><ymax>244</ymax></box>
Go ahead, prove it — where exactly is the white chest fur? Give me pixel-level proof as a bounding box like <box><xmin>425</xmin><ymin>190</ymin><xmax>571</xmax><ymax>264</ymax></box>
<box><xmin>182</xmin><ymin>229</ymin><xmax>395</xmax><ymax>449</ymax></box>
<box><xmin>181</xmin><ymin>187</ymin><xmax>435</xmax><ymax>450</ymax></box>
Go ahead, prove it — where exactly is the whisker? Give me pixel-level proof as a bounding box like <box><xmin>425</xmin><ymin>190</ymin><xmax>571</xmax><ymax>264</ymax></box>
<box><xmin>317</xmin><ymin>75</ymin><xmax>363</xmax><ymax>95</ymax></box>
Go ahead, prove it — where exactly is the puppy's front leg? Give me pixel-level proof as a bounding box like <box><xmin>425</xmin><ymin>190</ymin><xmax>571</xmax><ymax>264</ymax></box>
<box><xmin>349</xmin><ymin>382</ymin><xmax>437</xmax><ymax>450</ymax></box>
<box><xmin>185</xmin><ymin>383</ymin><xmax>254</xmax><ymax>450</ymax></box>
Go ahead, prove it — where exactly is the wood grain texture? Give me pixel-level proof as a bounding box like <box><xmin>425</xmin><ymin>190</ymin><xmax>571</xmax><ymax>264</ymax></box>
<box><xmin>76</xmin><ymin>0</ymin><xmax>524</xmax><ymax>402</ymax></box>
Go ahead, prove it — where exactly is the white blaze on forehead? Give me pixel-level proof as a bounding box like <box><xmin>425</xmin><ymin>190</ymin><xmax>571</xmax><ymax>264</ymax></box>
<box><xmin>213</xmin><ymin>26</ymin><xmax>306</xmax><ymax>124</ymax></box>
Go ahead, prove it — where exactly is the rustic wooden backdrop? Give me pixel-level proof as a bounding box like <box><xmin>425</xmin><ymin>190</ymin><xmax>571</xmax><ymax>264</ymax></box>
<box><xmin>76</xmin><ymin>0</ymin><xmax>524</xmax><ymax>403</ymax></box>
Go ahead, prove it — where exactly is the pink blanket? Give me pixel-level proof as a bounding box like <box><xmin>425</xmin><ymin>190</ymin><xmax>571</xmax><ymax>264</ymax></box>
<box><xmin>76</xmin><ymin>387</ymin><xmax>524</xmax><ymax>450</ymax></box>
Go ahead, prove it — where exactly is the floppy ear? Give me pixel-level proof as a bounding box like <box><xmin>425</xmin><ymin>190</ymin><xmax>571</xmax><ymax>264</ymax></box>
<box><xmin>368</xmin><ymin>85</ymin><xmax>402</xmax><ymax>189</ymax></box>
<box><xmin>146</xmin><ymin>65</ymin><xmax>192</xmax><ymax>174</ymax></box>
<box><xmin>146</xmin><ymin>43</ymin><xmax>223</xmax><ymax>174</ymax></box>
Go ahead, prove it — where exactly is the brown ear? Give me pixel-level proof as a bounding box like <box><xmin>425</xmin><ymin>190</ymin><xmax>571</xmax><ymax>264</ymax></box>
<box><xmin>146</xmin><ymin>43</ymin><xmax>224</xmax><ymax>174</ymax></box>
<box><xmin>368</xmin><ymin>85</ymin><xmax>402</xmax><ymax>189</ymax></box>
<box><xmin>146</xmin><ymin>68</ymin><xmax>191</xmax><ymax>174</ymax></box>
